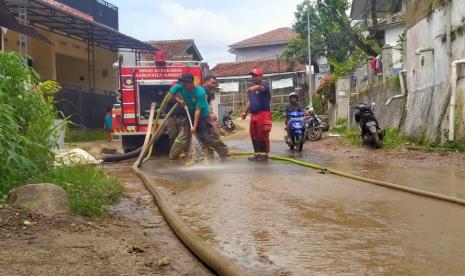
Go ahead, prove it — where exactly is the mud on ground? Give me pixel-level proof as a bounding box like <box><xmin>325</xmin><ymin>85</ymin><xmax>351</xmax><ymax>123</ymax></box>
<box><xmin>0</xmin><ymin>159</ymin><xmax>210</xmax><ymax>276</ymax></box>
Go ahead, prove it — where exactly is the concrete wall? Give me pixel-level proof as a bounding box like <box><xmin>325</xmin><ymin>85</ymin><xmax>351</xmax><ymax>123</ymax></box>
<box><xmin>349</xmin><ymin>82</ymin><xmax>405</xmax><ymax>130</ymax></box>
<box><xmin>233</xmin><ymin>44</ymin><xmax>286</xmax><ymax>62</ymax></box>
<box><xmin>335</xmin><ymin>78</ymin><xmax>350</xmax><ymax>122</ymax></box>
<box><xmin>3</xmin><ymin>29</ymin><xmax>117</xmax><ymax>92</ymax></box>
<box><xmin>403</xmin><ymin>0</ymin><xmax>465</xmax><ymax>141</ymax></box>
<box><xmin>56</xmin><ymin>54</ymin><xmax>89</xmax><ymax>87</ymax></box>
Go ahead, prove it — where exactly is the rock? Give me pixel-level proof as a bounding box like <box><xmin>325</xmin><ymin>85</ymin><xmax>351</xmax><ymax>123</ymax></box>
<box><xmin>101</xmin><ymin>147</ymin><xmax>118</xmax><ymax>154</ymax></box>
<box><xmin>23</xmin><ymin>220</ymin><xmax>33</xmax><ymax>226</ymax></box>
<box><xmin>157</xmin><ymin>257</ymin><xmax>170</xmax><ymax>266</ymax></box>
<box><xmin>128</xmin><ymin>245</ymin><xmax>145</xmax><ymax>254</ymax></box>
<box><xmin>7</xmin><ymin>184</ymin><xmax>70</xmax><ymax>217</ymax></box>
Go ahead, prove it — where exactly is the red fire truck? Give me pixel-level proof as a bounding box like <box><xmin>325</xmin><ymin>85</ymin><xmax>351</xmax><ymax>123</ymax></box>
<box><xmin>112</xmin><ymin>52</ymin><xmax>206</xmax><ymax>153</ymax></box>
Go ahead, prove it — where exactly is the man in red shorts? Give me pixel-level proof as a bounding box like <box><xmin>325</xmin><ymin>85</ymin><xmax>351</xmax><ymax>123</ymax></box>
<box><xmin>241</xmin><ymin>68</ymin><xmax>272</xmax><ymax>161</ymax></box>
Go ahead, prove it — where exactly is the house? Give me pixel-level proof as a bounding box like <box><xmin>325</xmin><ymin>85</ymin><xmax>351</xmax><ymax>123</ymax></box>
<box><xmin>211</xmin><ymin>59</ymin><xmax>306</xmax><ymax>114</ymax></box>
<box><xmin>144</xmin><ymin>39</ymin><xmax>203</xmax><ymax>61</ymax></box>
<box><xmin>0</xmin><ymin>0</ymin><xmax>154</xmax><ymax>129</ymax></box>
<box><xmin>211</xmin><ymin>27</ymin><xmax>305</xmax><ymax>115</ymax></box>
<box><xmin>350</xmin><ymin>0</ymin><xmax>406</xmax><ymax>70</ymax></box>
<box><xmin>229</xmin><ymin>27</ymin><xmax>296</xmax><ymax>62</ymax></box>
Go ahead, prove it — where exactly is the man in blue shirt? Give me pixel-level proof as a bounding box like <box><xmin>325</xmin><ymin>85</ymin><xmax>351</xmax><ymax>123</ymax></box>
<box><xmin>169</xmin><ymin>73</ymin><xmax>229</xmax><ymax>160</ymax></box>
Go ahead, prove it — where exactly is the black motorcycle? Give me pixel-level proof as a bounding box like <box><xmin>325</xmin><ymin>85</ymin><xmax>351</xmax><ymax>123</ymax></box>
<box><xmin>352</xmin><ymin>103</ymin><xmax>385</xmax><ymax>149</ymax></box>
<box><xmin>304</xmin><ymin>108</ymin><xmax>323</xmax><ymax>141</ymax></box>
<box><xmin>222</xmin><ymin>110</ymin><xmax>235</xmax><ymax>133</ymax></box>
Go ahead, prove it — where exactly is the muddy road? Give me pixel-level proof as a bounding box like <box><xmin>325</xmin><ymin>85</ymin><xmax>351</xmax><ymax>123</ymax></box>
<box><xmin>0</xmin><ymin>159</ymin><xmax>210</xmax><ymax>276</ymax></box>
<box><xmin>140</xmin><ymin>121</ymin><xmax>465</xmax><ymax>275</ymax></box>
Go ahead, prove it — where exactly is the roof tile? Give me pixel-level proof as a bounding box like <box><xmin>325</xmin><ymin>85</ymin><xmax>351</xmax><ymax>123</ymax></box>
<box><xmin>230</xmin><ymin>27</ymin><xmax>296</xmax><ymax>49</ymax></box>
<box><xmin>211</xmin><ymin>59</ymin><xmax>305</xmax><ymax>77</ymax></box>
<box><xmin>143</xmin><ymin>39</ymin><xmax>198</xmax><ymax>61</ymax></box>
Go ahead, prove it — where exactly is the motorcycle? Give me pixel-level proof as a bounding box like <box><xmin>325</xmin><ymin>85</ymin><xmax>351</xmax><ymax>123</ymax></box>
<box><xmin>304</xmin><ymin>108</ymin><xmax>323</xmax><ymax>141</ymax></box>
<box><xmin>352</xmin><ymin>102</ymin><xmax>385</xmax><ymax>149</ymax></box>
<box><xmin>222</xmin><ymin>110</ymin><xmax>235</xmax><ymax>133</ymax></box>
<box><xmin>285</xmin><ymin>111</ymin><xmax>306</xmax><ymax>151</ymax></box>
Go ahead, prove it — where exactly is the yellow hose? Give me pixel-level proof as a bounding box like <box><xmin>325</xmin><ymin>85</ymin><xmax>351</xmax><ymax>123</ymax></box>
<box><xmin>234</xmin><ymin>152</ymin><xmax>465</xmax><ymax>207</ymax></box>
<box><xmin>144</xmin><ymin>93</ymin><xmax>171</xmax><ymax>161</ymax></box>
<box><xmin>133</xmin><ymin>95</ymin><xmax>249</xmax><ymax>275</ymax></box>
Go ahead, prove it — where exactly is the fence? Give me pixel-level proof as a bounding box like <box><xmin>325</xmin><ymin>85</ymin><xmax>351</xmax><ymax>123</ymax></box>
<box><xmin>217</xmin><ymin>72</ymin><xmax>307</xmax><ymax>114</ymax></box>
<box><xmin>54</xmin><ymin>85</ymin><xmax>117</xmax><ymax>130</ymax></box>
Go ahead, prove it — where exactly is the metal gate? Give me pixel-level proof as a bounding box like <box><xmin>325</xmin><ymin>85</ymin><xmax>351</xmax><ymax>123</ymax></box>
<box><xmin>55</xmin><ymin>87</ymin><xmax>117</xmax><ymax>130</ymax></box>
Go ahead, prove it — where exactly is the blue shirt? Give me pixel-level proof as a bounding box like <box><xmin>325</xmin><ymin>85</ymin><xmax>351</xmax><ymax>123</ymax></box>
<box><xmin>105</xmin><ymin>113</ymin><xmax>112</xmax><ymax>129</ymax></box>
<box><xmin>169</xmin><ymin>84</ymin><xmax>210</xmax><ymax>117</ymax></box>
<box><xmin>248</xmin><ymin>82</ymin><xmax>271</xmax><ymax>114</ymax></box>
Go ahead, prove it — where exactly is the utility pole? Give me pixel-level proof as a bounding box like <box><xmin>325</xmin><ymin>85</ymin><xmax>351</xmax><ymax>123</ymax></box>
<box><xmin>307</xmin><ymin>2</ymin><xmax>313</xmax><ymax>108</ymax></box>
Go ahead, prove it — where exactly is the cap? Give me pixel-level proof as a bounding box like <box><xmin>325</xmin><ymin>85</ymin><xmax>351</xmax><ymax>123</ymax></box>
<box><xmin>249</xmin><ymin>68</ymin><xmax>264</xmax><ymax>76</ymax></box>
<box><xmin>177</xmin><ymin>73</ymin><xmax>194</xmax><ymax>84</ymax></box>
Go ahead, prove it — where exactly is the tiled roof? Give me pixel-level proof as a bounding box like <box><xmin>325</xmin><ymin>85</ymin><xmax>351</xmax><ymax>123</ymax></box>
<box><xmin>143</xmin><ymin>39</ymin><xmax>202</xmax><ymax>61</ymax></box>
<box><xmin>211</xmin><ymin>59</ymin><xmax>305</xmax><ymax>77</ymax></box>
<box><xmin>229</xmin><ymin>27</ymin><xmax>296</xmax><ymax>49</ymax></box>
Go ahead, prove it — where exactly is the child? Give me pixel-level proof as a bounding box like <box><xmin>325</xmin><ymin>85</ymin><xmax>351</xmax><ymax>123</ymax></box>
<box><xmin>104</xmin><ymin>107</ymin><xmax>113</xmax><ymax>142</ymax></box>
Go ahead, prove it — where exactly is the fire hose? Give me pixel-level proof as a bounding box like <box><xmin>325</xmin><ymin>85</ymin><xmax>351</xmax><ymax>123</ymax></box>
<box><xmin>130</xmin><ymin>94</ymin><xmax>248</xmax><ymax>276</ymax></box>
<box><xmin>232</xmin><ymin>152</ymin><xmax>465</xmax><ymax>207</ymax></box>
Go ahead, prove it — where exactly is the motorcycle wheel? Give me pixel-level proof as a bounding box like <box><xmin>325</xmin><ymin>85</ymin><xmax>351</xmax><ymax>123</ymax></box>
<box><xmin>297</xmin><ymin>135</ymin><xmax>304</xmax><ymax>151</ymax></box>
<box><xmin>307</xmin><ymin>128</ymin><xmax>323</xmax><ymax>141</ymax></box>
<box><xmin>372</xmin><ymin>133</ymin><xmax>382</xmax><ymax>149</ymax></box>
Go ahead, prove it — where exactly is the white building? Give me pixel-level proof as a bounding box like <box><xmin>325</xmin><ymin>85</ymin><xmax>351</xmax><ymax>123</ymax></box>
<box><xmin>228</xmin><ymin>27</ymin><xmax>296</xmax><ymax>62</ymax></box>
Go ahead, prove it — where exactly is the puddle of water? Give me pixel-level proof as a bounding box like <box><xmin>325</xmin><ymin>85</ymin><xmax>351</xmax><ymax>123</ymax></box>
<box><xmin>142</xmin><ymin>157</ymin><xmax>465</xmax><ymax>275</ymax></box>
<box><xmin>322</xmin><ymin>160</ymin><xmax>465</xmax><ymax>199</ymax></box>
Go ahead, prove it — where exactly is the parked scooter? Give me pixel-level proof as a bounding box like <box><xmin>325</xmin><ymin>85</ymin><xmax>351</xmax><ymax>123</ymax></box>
<box><xmin>304</xmin><ymin>107</ymin><xmax>323</xmax><ymax>141</ymax></box>
<box><xmin>222</xmin><ymin>110</ymin><xmax>235</xmax><ymax>133</ymax></box>
<box><xmin>285</xmin><ymin>111</ymin><xmax>307</xmax><ymax>151</ymax></box>
<box><xmin>352</xmin><ymin>103</ymin><xmax>385</xmax><ymax>148</ymax></box>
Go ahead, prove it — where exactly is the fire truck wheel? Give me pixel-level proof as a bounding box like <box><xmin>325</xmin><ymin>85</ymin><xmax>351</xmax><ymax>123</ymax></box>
<box><xmin>122</xmin><ymin>135</ymin><xmax>145</xmax><ymax>153</ymax></box>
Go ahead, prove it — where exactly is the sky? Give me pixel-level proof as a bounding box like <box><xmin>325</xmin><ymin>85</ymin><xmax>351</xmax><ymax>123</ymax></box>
<box><xmin>110</xmin><ymin>0</ymin><xmax>303</xmax><ymax>67</ymax></box>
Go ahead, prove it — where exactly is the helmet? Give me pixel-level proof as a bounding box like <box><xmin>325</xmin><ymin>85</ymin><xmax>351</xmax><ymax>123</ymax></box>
<box><xmin>289</xmin><ymin>92</ymin><xmax>299</xmax><ymax>100</ymax></box>
<box><xmin>305</xmin><ymin>106</ymin><xmax>314</xmax><ymax>113</ymax></box>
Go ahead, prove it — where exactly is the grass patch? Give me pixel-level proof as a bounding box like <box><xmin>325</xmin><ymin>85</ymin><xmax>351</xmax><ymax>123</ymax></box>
<box><xmin>411</xmin><ymin>138</ymin><xmax>465</xmax><ymax>153</ymax></box>
<box><xmin>382</xmin><ymin>128</ymin><xmax>409</xmax><ymax>149</ymax></box>
<box><xmin>331</xmin><ymin>118</ymin><xmax>348</xmax><ymax>134</ymax></box>
<box><xmin>28</xmin><ymin>165</ymin><xmax>123</xmax><ymax>217</ymax></box>
<box><xmin>333</xmin><ymin>124</ymin><xmax>409</xmax><ymax>149</ymax></box>
<box><xmin>66</xmin><ymin>130</ymin><xmax>107</xmax><ymax>143</ymax></box>
<box><xmin>344</xmin><ymin>129</ymin><xmax>363</xmax><ymax>146</ymax></box>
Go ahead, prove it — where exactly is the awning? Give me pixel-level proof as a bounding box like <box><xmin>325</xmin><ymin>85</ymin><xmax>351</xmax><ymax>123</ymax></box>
<box><xmin>3</xmin><ymin>0</ymin><xmax>155</xmax><ymax>52</ymax></box>
<box><xmin>350</xmin><ymin>0</ymin><xmax>386</xmax><ymax>20</ymax></box>
<box><xmin>0</xmin><ymin>0</ymin><xmax>51</xmax><ymax>43</ymax></box>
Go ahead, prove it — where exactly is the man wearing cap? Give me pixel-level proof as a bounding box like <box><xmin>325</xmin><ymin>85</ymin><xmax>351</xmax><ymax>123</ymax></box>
<box><xmin>169</xmin><ymin>73</ymin><xmax>229</xmax><ymax>160</ymax></box>
<box><xmin>241</xmin><ymin>68</ymin><xmax>272</xmax><ymax>161</ymax></box>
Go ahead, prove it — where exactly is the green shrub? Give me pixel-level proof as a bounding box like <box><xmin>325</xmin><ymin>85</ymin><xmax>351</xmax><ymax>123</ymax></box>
<box><xmin>0</xmin><ymin>52</ymin><xmax>57</xmax><ymax>194</ymax></box>
<box><xmin>29</xmin><ymin>165</ymin><xmax>123</xmax><ymax>217</ymax></box>
<box><xmin>272</xmin><ymin>103</ymin><xmax>286</xmax><ymax>121</ymax></box>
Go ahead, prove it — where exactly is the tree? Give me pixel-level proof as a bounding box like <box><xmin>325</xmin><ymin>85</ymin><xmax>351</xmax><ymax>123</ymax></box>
<box><xmin>283</xmin><ymin>0</ymin><xmax>379</xmax><ymax>66</ymax></box>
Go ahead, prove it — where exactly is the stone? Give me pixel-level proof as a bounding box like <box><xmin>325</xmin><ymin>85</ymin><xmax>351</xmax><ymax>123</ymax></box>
<box><xmin>157</xmin><ymin>257</ymin><xmax>170</xmax><ymax>266</ymax></box>
<box><xmin>101</xmin><ymin>147</ymin><xmax>118</xmax><ymax>154</ymax></box>
<box><xmin>7</xmin><ymin>184</ymin><xmax>70</xmax><ymax>217</ymax></box>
